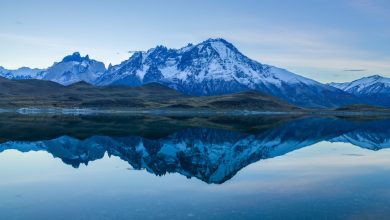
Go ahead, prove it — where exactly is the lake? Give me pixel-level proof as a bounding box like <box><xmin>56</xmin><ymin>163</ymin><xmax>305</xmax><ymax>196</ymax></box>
<box><xmin>0</xmin><ymin>114</ymin><xmax>389</xmax><ymax>219</ymax></box>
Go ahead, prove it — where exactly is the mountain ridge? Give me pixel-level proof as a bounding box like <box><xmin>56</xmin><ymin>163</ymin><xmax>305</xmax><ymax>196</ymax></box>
<box><xmin>0</xmin><ymin>66</ymin><xmax>45</xmax><ymax>79</ymax></box>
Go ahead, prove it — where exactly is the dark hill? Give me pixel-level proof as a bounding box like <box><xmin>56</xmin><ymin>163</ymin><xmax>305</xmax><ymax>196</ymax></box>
<box><xmin>0</xmin><ymin>77</ymin><xmax>300</xmax><ymax>111</ymax></box>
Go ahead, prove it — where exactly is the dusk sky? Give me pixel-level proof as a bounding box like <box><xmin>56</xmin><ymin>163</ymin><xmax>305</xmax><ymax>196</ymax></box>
<box><xmin>1</xmin><ymin>0</ymin><xmax>389</xmax><ymax>82</ymax></box>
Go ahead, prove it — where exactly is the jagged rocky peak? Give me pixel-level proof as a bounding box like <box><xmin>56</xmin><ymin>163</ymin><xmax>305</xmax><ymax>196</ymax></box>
<box><xmin>61</xmin><ymin>52</ymin><xmax>91</xmax><ymax>63</ymax></box>
<box><xmin>143</xmin><ymin>45</ymin><xmax>176</xmax><ymax>64</ymax></box>
<box><xmin>41</xmin><ymin>52</ymin><xmax>106</xmax><ymax>86</ymax></box>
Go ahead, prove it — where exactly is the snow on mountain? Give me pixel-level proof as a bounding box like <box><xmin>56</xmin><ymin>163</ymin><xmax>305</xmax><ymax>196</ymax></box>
<box><xmin>328</xmin><ymin>75</ymin><xmax>390</xmax><ymax>106</ymax></box>
<box><xmin>42</xmin><ymin>52</ymin><xmax>106</xmax><ymax>85</ymax></box>
<box><xmin>0</xmin><ymin>66</ymin><xmax>45</xmax><ymax>79</ymax></box>
<box><xmin>96</xmin><ymin>38</ymin><xmax>359</xmax><ymax>108</ymax></box>
<box><xmin>328</xmin><ymin>75</ymin><xmax>390</xmax><ymax>95</ymax></box>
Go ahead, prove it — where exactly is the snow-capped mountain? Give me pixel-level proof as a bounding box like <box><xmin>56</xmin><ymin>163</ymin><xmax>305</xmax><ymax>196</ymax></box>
<box><xmin>96</xmin><ymin>38</ymin><xmax>359</xmax><ymax>108</ymax></box>
<box><xmin>1</xmin><ymin>52</ymin><xmax>106</xmax><ymax>85</ymax></box>
<box><xmin>0</xmin><ymin>66</ymin><xmax>45</xmax><ymax>79</ymax></box>
<box><xmin>328</xmin><ymin>75</ymin><xmax>390</xmax><ymax>107</ymax></box>
<box><xmin>42</xmin><ymin>52</ymin><xmax>106</xmax><ymax>85</ymax></box>
<box><xmin>328</xmin><ymin>75</ymin><xmax>390</xmax><ymax>95</ymax></box>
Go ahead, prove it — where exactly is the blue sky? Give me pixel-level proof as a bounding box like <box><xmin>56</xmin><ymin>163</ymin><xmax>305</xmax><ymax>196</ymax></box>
<box><xmin>0</xmin><ymin>0</ymin><xmax>389</xmax><ymax>82</ymax></box>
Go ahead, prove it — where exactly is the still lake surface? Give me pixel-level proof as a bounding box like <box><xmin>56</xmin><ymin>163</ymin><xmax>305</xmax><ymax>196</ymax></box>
<box><xmin>0</xmin><ymin>114</ymin><xmax>389</xmax><ymax>220</ymax></box>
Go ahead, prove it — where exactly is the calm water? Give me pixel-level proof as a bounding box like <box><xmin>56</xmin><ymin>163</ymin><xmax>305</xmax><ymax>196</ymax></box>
<box><xmin>0</xmin><ymin>114</ymin><xmax>390</xmax><ymax>219</ymax></box>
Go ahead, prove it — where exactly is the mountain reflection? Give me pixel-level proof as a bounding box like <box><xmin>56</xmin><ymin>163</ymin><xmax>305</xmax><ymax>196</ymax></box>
<box><xmin>0</xmin><ymin>114</ymin><xmax>389</xmax><ymax>184</ymax></box>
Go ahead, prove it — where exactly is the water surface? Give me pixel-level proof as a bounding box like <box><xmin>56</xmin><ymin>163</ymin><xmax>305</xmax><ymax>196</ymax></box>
<box><xmin>0</xmin><ymin>114</ymin><xmax>389</xmax><ymax>219</ymax></box>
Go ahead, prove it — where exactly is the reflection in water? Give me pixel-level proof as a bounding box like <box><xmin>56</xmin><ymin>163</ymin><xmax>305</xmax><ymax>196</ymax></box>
<box><xmin>0</xmin><ymin>115</ymin><xmax>389</xmax><ymax>184</ymax></box>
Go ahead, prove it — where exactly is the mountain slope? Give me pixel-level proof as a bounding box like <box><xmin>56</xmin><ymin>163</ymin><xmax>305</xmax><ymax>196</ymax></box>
<box><xmin>328</xmin><ymin>75</ymin><xmax>390</xmax><ymax>107</ymax></box>
<box><xmin>96</xmin><ymin>38</ymin><xmax>360</xmax><ymax>108</ymax></box>
<box><xmin>42</xmin><ymin>52</ymin><xmax>106</xmax><ymax>85</ymax></box>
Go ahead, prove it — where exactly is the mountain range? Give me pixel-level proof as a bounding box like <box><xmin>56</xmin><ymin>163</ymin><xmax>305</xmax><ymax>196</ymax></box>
<box><xmin>0</xmin><ymin>66</ymin><xmax>44</xmax><ymax>79</ymax></box>
<box><xmin>0</xmin><ymin>38</ymin><xmax>389</xmax><ymax>108</ymax></box>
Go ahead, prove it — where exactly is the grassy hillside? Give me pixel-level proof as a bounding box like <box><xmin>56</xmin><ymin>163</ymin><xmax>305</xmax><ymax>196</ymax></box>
<box><xmin>335</xmin><ymin>104</ymin><xmax>390</xmax><ymax>113</ymax></box>
<box><xmin>0</xmin><ymin>77</ymin><xmax>301</xmax><ymax>112</ymax></box>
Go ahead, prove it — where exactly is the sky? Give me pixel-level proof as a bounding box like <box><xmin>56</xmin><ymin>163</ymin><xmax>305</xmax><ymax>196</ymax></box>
<box><xmin>0</xmin><ymin>0</ymin><xmax>389</xmax><ymax>83</ymax></box>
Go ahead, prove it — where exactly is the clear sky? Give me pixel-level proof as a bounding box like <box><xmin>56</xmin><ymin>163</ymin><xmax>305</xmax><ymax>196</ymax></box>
<box><xmin>0</xmin><ymin>0</ymin><xmax>389</xmax><ymax>82</ymax></box>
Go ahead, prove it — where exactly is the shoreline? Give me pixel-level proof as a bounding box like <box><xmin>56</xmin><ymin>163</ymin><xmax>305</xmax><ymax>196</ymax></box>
<box><xmin>0</xmin><ymin>107</ymin><xmax>389</xmax><ymax>117</ymax></box>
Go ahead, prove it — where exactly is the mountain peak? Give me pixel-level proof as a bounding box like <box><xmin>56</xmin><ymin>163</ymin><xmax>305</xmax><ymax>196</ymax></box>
<box><xmin>203</xmin><ymin>38</ymin><xmax>230</xmax><ymax>44</ymax></box>
<box><xmin>43</xmin><ymin>52</ymin><xmax>106</xmax><ymax>86</ymax></box>
<box><xmin>199</xmin><ymin>38</ymin><xmax>237</xmax><ymax>51</ymax></box>
<box><xmin>145</xmin><ymin>45</ymin><xmax>170</xmax><ymax>58</ymax></box>
<box><xmin>364</xmin><ymin>74</ymin><xmax>386</xmax><ymax>80</ymax></box>
<box><xmin>351</xmin><ymin>75</ymin><xmax>389</xmax><ymax>84</ymax></box>
<box><xmin>329</xmin><ymin>75</ymin><xmax>389</xmax><ymax>86</ymax></box>
<box><xmin>61</xmin><ymin>52</ymin><xmax>90</xmax><ymax>63</ymax></box>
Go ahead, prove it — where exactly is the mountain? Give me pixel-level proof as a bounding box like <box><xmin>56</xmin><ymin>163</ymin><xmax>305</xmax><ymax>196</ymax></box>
<box><xmin>328</xmin><ymin>75</ymin><xmax>390</xmax><ymax>107</ymax></box>
<box><xmin>41</xmin><ymin>52</ymin><xmax>106</xmax><ymax>85</ymax></box>
<box><xmin>0</xmin><ymin>52</ymin><xmax>106</xmax><ymax>85</ymax></box>
<box><xmin>0</xmin><ymin>66</ymin><xmax>44</xmax><ymax>79</ymax></box>
<box><xmin>96</xmin><ymin>38</ymin><xmax>360</xmax><ymax>108</ymax></box>
<box><xmin>0</xmin><ymin>76</ymin><xmax>300</xmax><ymax>111</ymax></box>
